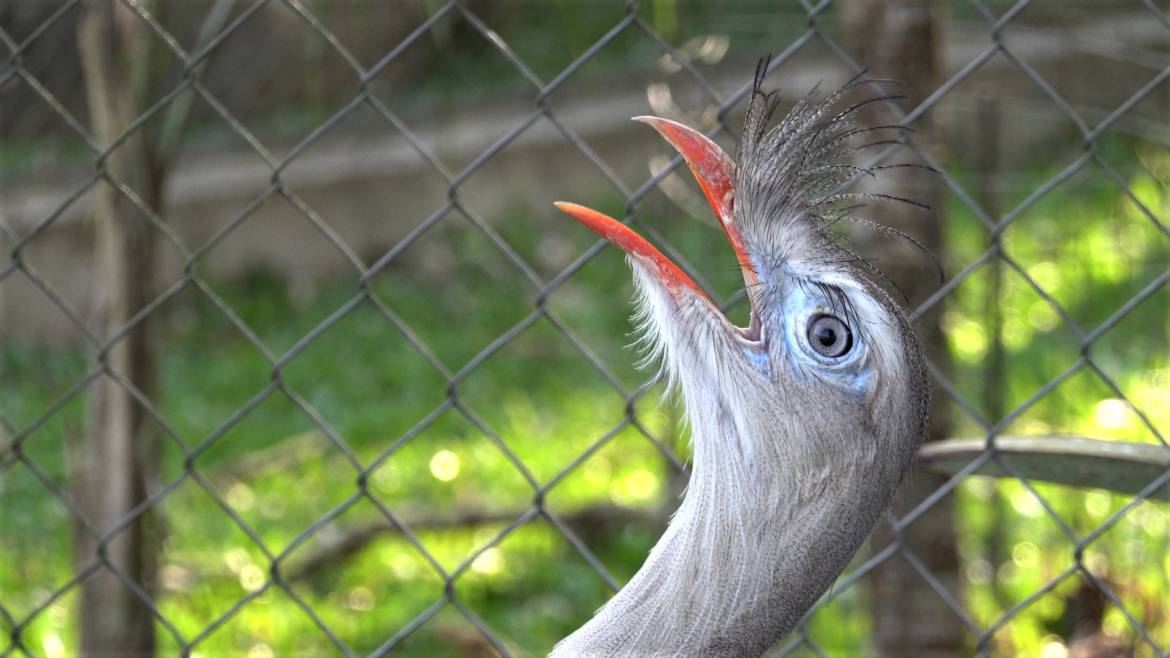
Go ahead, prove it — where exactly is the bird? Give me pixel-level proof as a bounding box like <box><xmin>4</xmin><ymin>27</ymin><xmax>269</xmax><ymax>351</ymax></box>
<box><xmin>549</xmin><ymin>65</ymin><xmax>931</xmax><ymax>657</ymax></box>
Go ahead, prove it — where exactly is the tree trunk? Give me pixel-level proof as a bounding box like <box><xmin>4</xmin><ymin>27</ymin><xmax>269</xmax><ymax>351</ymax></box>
<box><xmin>76</xmin><ymin>1</ymin><xmax>162</xmax><ymax>655</ymax></box>
<box><xmin>838</xmin><ymin>2</ymin><xmax>965</xmax><ymax>657</ymax></box>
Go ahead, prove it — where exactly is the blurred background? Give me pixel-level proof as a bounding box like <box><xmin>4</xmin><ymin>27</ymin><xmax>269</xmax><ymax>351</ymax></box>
<box><xmin>1</xmin><ymin>1</ymin><xmax>1168</xmax><ymax>657</ymax></box>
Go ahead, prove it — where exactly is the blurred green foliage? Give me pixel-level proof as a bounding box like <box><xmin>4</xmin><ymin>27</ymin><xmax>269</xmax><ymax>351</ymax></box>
<box><xmin>3</xmin><ymin>139</ymin><xmax>1168</xmax><ymax>657</ymax></box>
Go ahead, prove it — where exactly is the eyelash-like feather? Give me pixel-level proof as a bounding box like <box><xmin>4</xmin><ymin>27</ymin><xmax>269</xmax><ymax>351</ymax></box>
<box><xmin>734</xmin><ymin>57</ymin><xmax>928</xmax><ymax>303</ymax></box>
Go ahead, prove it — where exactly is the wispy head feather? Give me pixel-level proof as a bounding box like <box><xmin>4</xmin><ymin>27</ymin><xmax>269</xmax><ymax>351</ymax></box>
<box><xmin>734</xmin><ymin>62</ymin><xmax>930</xmax><ymax>290</ymax></box>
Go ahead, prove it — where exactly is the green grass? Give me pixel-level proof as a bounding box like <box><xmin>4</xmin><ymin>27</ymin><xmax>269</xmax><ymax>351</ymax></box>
<box><xmin>0</xmin><ymin>199</ymin><xmax>692</xmax><ymax>657</ymax></box>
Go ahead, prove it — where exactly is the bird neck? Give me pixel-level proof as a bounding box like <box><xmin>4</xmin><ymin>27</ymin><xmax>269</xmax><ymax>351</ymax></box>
<box><xmin>552</xmin><ymin>412</ymin><xmax>890</xmax><ymax>657</ymax></box>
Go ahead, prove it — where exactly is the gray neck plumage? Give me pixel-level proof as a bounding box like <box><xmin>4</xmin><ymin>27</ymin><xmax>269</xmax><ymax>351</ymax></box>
<box><xmin>551</xmin><ymin>409</ymin><xmax>898</xmax><ymax>658</ymax></box>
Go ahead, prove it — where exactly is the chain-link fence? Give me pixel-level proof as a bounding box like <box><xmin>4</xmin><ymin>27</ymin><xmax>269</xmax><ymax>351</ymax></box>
<box><xmin>2</xmin><ymin>1</ymin><xmax>1169</xmax><ymax>657</ymax></box>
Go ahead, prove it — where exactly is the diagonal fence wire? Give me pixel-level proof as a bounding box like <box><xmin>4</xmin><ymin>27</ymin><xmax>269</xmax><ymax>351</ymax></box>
<box><xmin>1</xmin><ymin>0</ymin><xmax>1169</xmax><ymax>656</ymax></box>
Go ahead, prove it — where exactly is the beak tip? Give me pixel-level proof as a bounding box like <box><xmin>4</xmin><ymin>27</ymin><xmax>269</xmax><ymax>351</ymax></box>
<box><xmin>632</xmin><ymin>115</ymin><xmax>671</xmax><ymax>134</ymax></box>
<box><xmin>554</xmin><ymin>201</ymin><xmax>603</xmax><ymax>232</ymax></box>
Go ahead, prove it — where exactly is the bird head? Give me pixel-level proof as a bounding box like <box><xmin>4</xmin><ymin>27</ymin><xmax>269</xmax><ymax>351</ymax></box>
<box><xmin>555</xmin><ymin>73</ymin><xmax>929</xmax><ymax>499</ymax></box>
<box><xmin>551</xmin><ymin>71</ymin><xmax>934</xmax><ymax>655</ymax></box>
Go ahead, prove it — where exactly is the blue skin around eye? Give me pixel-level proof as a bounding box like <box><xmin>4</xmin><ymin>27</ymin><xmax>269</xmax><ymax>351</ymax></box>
<box><xmin>748</xmin><ymin>259</ymin><xmax>872</xmax><ymax>396</ymax></box>
<box><xmin>770</xmin><ymin>282</ymin><xmax>872</xmax><ymax>397</ymax></box>
<box><xmin>742</xmin><ymin>345</ymin><xmax>770</xmax><ymax>376</ymax></box>
<box><xmin>844</xmin><ymin>368</ymin><xmax>872</xmax><ymax>397</ymax></box>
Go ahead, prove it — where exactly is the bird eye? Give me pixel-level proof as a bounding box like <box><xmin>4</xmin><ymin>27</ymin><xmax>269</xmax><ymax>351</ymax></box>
<box><xmin>806</xmin><ymin>314</ymin><xmax>853</xmax><ymax>358</ymax></box>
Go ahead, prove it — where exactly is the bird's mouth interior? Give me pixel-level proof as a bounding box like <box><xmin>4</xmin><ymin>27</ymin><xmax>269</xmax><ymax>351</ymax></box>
<box><xmin>555</xmin><ymin>116</ymin><xmax>762</xmax><ymax>344</ymax></box>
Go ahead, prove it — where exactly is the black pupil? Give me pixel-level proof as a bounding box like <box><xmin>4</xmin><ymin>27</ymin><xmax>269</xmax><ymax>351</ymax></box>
<box><xmin>815</xmin><ymin>324</ymin><xmax>837</xmax><ymax>347</ymax></box>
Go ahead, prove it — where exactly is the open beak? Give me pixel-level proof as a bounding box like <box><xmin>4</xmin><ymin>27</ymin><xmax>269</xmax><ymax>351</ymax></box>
<box><xmin>554</xmin><ymin>116</ymin><xmax>761</xmax><ymax>337</ymax></box>
<box><xmin>633</xmin><ymin>116</ymin><xmax>757</xmax><ymax>289</ymax></box>
<box><xmin>553</xmin><ymin>202</ymin><xmax>709</xmax><ymax>300</ymax></box>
